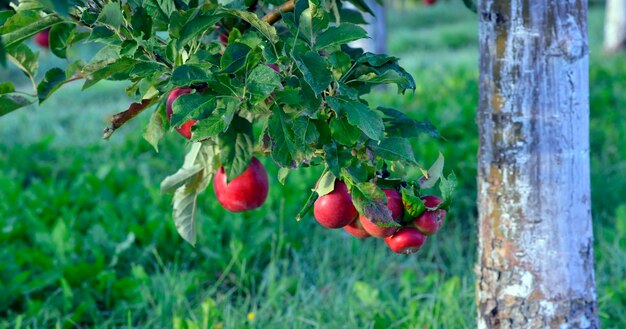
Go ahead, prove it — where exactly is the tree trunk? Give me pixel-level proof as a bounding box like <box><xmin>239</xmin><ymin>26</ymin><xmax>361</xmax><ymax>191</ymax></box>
<box><xmin>476</xmin><ymin>2</ymin><xmax>598</xmax><ymax>328</ymax></box>
<box><xmin>604</xmin><ymin>0</ymin><xmax>626</xmax><ymax>52</ymax></box>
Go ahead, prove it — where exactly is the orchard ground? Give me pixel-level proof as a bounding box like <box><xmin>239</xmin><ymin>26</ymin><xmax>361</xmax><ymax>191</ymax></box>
<box><xmin>1</xmin><ymin>4</ymin><xmax>625</xmax><ymax>328</ymax></box>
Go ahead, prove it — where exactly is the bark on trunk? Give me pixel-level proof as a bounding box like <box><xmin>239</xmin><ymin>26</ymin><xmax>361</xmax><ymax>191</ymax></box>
<box><xmin>476</xmin><ymin>1</ymin><xmax>598</xmax><ymax>328</ymax></box>
<box><xmin>604</xmin><ymin>0</ymin><xmax>626</xmax><ymax>52</ymax></box>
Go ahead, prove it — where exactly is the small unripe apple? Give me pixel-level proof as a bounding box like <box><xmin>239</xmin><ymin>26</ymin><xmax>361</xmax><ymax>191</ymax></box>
<box><xmin>34</xmin><ymin>30</ymin><xmax>50</xmax><ymax>48</ymax></box>
<box><xmin>343</xmin><ymin>218</ymin><xmax>370</xmax><ymax>238</ymax></box>
<box><xmin>213</xmin><ymin>157</ymin><xmax>269</xmax><ymax>212</ymax></box>
<box><xmin>166</xmin><ymin>87</ymin><xmax>198</xmax><ymax>139</ymax></box>
<box><xmin>359</xmin><ymin>189</ymin><xmax>403</xmax><ymax>238</ymax></box>
<box><xmin>313</xmin><ymin>180</ymin><xmax>358</xmax><ymax>228</ymax></box>
<box><xmin>384</xmin><ymin>227</ymin><xmax>427</xmax><ymax>254</ymax></box>
<box><xmin>414</xmin><ymin>195</ymin><xmax>446</xmax><ymax>236</ymax></box>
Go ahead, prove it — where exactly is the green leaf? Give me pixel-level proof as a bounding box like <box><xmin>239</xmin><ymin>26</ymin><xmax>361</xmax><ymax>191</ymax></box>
<box><xmin>1</xmin><ymin>10</ymin><xmax>38</xmax><ymax>34</ymax></box>
<box><xmin>401</xmin><ymin>185</ymin><xmax>426</xmax><ymax>218</ymax></box>
<box><xmin>156</xmin><ymin>0</ymin><xmax>176</xmax><ymax>17</ymax></box>
<box><xmin>143</xmin><ymin>104</ymin><xmax>166</xmax><ymax>152</ymax></box>
<box><xmin>191</xmin><ymin>100</ymin><xmax>237</xmax><ymax>141</ymax></box>
<box><xmin>420</xmin><ymin>152</ymin><xmax>444</xmax><ymax>189</ymax></box>
<box><xmin>97</xmin><ymin>3</ymin><xmax>123</xmax><ymax>29</ymax></box>
<box><xmin>0</xmin><ymin>93</ymin><xmax>34</xmax><ymax>116</ymax></box>
<box><xmin>268</xmin><ymin>108</ymin><xmax>300</xmax><ymax>167</ymax></box>
<box><xmin>323</xmin><ymin>142</ymin><xmax>340</xmax><ymax>178</ymax></box>
<box><xmin>291</xmin><ymin>116</ymin><xmax>320</xmax><ymax>145</ymax></box>
<box><xmin>87</xmin><ymin>26</ymin><xmax>116</xmax><ymax>44</ymax></box>
<box><xmin>439</xmin><ymin>172</ymin><xmax>457</xmax><ymax>210</ymax></box>
<box><xmin>120</xmin><ymin>40</ymin><xmax>138</xmax><ymax>57</ymax></box>
<box><xmin>221</xmin><ymin>42</ymin><xmax>251</xmax><ymax>73</ymax></box>
<box><xmin>342</xmin><ymin>161</ymin><xmax>371</xmax><ymax>184</ymax></box>
<box><xmin>168</xmin><ymin>143</ymin><xmax>217</xmax><ymax>246</ymax></box>
<box><xmin>366</xmin><ymin>137</ymin><xmax>416</xmax><ymax>163</ymax></box>
<box><xmin>351</xmin><ymin>182</ymin><xmax>397</xmax><ymax>227</ymax></box>
<box><xmin>355</xmin><ymin>70</ymin><xmax>410</xmax><ymax>86</ymax></box>
<box><xmin>0</xmin><ymin>82</ymin><xmax>14</xmax><ymax>94</ymax></box>
<box><xmin>176</xmin><ymin>13</ymin><xmax>223</xmax><ymax>48</ymax></box>
<box><xmin>130</xmin><ymin>61</ymin><xmax>168</xmax><ymax>79</ymax></box>
<box><xmin>277</xmin><ymin>168</ymin><xmax>290</xmax><ymax>185</ymax></box>
<box><xmin>171</xmin><ymin>64</ymin><xmax>212</xmax><ymax>86</ymax></box>
<box><xmin>379</xmin><ymin>107</ymin><xmax>442</xmax><ymax>139</ymax></box>
<box><xmin>247</xmin><ymin>64</ymin><xmax>281</xmax><ymax>104</ymax></box>
<box><xmin>161</xmin><ymin>165</ymin><xmax>204</xmax><ymax>194</ymax></box>
<box><xmin>225</xmin><ymin>9</ymin><xmax>279</xmax><ymax>43</ymax></box>
<box><xmin>0</xmin><ymin>11</ymin><xmax>13</xmax><ymax>27</ymax></box>
<box><xmin>83</xmin><ymin>58</ymin><xmax>137</xmax><ymax>90</ymax></box>
<box><xmin>6</xmin><ymin>43</ymin><xmax>38</xmax><ymax>85</ymax></box>
<box><xmin>1</xmin><ymin>13</ymin><xmax>61</xmax><ymax>48</ymax></box>
<box><xmin>327</xmin><ymin>96</ymin><xmax>383</xmax><ymax>141</ymax></box>
<box><xmin>170</xmin><ymin>93</ymin><xmax>216</xmax><ymax>127</ymax></box>
<box><xmin>274</xmin><ymin>87</ymin><xmax>301</xmax><ymax>106</ymax></box>
<box><xmin>49</xmin><ymin>23</ymin><xmax>74</xmax><ymax>59</ymax></box>
<box><xmin>0</xmin><ymin>36</ymin><xmax>5</xmax><ymax>67</ymax></box>
<box><xmin>299</xmin><ymin>2</ymin><xmax>329</xmax><ymax>43</ymax></box>
<box><xmin>37</xmin><ymin>68</ymin><xmax>66</xmax><ymax>103</ymax></box>
<box><xmin>296</xmin><ymin>188</ymin><xmax>318</xmax><ymax>221</ymax></box>
<box><xmin>357</xmin><ymin>53</ymin><xmax>398</xmax><ymax>67</ymax></box>
<box><xmin>143</xmin><ymin>0</ymin><xmax>170</xmax><ymax>29</ymax></box>
<box><xmin>462</xmin><ymin>0</ymin><xmax>478</xmax><ymax>13</ymax></box>
<box><xmin>315</xmin><ymin>23</ymin><xmax>368</xmax><ymax>50</ymax></box>
<box><xmin>372</xmin><ymin>62</ymin><xmax>416</xmax><ymax>93</ymax></box>
<box><xmin>330</xmin><ymin>116</ymin><xmax>360</xmax><ymax>145</ymax></box>
<box><xmin>336</xmin><ymin>9</ymin><xmax>367</xmax><ymax>25</ymax></box>
<box><xmin>294</xmin><ymin>51</ymin><xmax>332</xmax><ymax>95</ymax></box>
<box><xmin>219</xmin><ymin>116</ymin><xmax>254</xmax><ymax>181</ymax></box>
<box><xmin>315</xmin><ymin>170</ymin><xmax>335</xmax><ymax>197</ymax></box>
<box><xmin>130</xmin><ymin>7</ymin><xmax>153</xmax><ymax>40</ymax></box>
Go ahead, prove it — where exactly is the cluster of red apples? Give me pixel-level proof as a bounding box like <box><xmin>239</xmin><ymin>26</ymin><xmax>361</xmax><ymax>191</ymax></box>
<box><xmin>314</xmin><ymin>181</ymin><xmax>445</xmax><ymax>255</ymax></box>
<box><xmin>168</xmin><ymin>87</ymin><xmax>445</xmax><ymax>255</ymax></box>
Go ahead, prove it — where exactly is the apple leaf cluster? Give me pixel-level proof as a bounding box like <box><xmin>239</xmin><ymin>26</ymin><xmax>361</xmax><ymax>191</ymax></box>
<box><xmin>0</xmin><ymin>0</ymin><xmax>455</xmax><ymax>248</ymax></box>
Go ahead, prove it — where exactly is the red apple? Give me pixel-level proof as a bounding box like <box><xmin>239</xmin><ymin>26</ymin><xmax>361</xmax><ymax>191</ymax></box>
<box><xmin>267</xmin><ymin>64</ymin><xmax>279</xmax><ymax>72</ymax></box>
<box><xmin>343</xmin><ymin>218</ymin><xmax>370</xmax><ymax>239</ymax></box>
<box><xmin>414</xmin><ymin>195</ymin><xmax>446</xmax><ymax>236</ymax></box>
<box><xmin>219</xmin><ymin>33</ymin><xmax>229</xmax><ymax>45</ymax></box>
<box><xmin>166</xmin><ymin>87</ymin><xmax>198</xmax><ymax>139</ymax></box>
<box><xmin>213</xmin><ymin>157</ymin><xmax>269</xmax><ymax>212</ymax></box>
<box><xmin>313</xmin><ymin>180</ymin><xmax>358</xmax><ymax>228</ymax></box>
<box><xmin>384</xmin><ymin>227</ymin><xmax>427</xmax><ymax>255</ymax></box>
<box><xmin>359</xmin><ymin>189</ymin><xmax>403</xmax><ymax>238</ymax></box>
<box><xmin>423</xmin><ymin>0</ymin><xmax>437</xmax><ymax>5</ymax></box>
<box><xmin>34</xmin><ymin>30</ymin><xmax>50</xmax><ymax>48</ymax></box>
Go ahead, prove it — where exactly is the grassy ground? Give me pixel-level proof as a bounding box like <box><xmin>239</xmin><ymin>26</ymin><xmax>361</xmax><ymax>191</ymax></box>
<box><xmin>1</xmin><ymin>3</ymin><xmax>625</xmax><ymax>328</ymax></box>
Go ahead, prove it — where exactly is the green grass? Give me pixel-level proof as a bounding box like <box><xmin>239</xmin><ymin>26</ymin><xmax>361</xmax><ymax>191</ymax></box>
<box><xmin>1</xmin><ymin>3</ymin><xmax>625</xmax><ymax>328</ymax></box>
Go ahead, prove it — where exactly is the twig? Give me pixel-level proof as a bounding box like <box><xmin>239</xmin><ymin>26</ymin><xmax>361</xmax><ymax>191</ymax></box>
<box><xmin>262</xmin><ymin>0</ymin><xmax>295</xmax><ymax>24</ymax></box>
<box><xmin>103</xmin><ymin>98</ymin><xmax>155</xmax><ymax>139</ymax></box>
